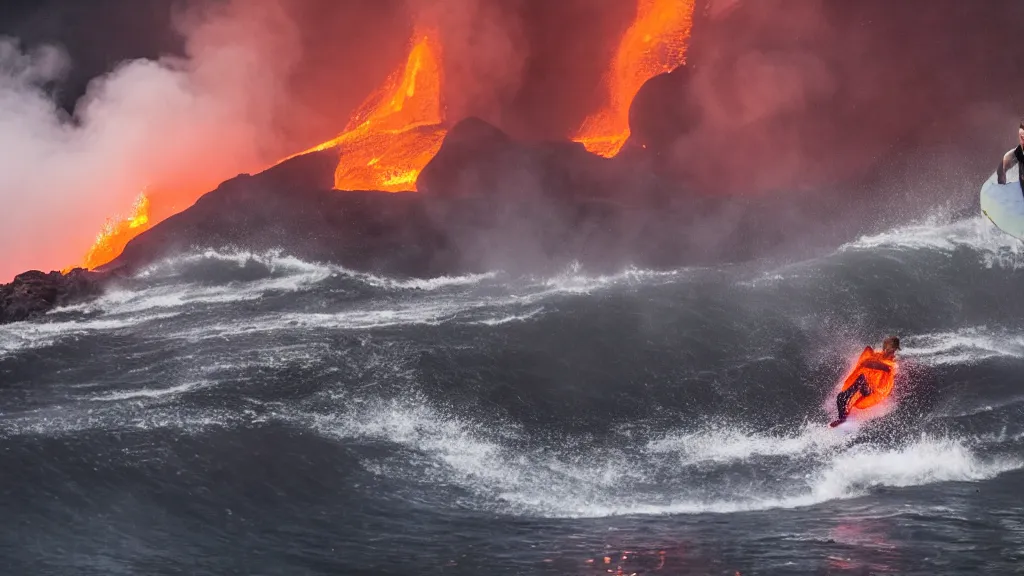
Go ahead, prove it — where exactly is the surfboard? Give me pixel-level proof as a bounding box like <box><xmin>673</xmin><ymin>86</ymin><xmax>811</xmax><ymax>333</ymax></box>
<box><xmin>980</xmin><ymin>171</ymin><xmax>1024</xmax><ymax>240</ymax></box>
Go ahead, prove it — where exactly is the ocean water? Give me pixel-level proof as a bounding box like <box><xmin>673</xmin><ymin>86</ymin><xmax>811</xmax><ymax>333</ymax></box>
<box><xmin>2</xmin><ymin>211</ymin><xmax>1024</xmax><ymax>575</ymax></box>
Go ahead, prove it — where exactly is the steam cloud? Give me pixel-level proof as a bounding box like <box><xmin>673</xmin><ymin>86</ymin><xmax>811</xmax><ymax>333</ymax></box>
<box><xmin>667</xmin><ymin>0</ymin><xmax>1019</xmax><ymax>197</ymax></box>
<box><xmin>409</xmin><ymin>0</ymin><xmax>528</xmax><ymax>127</ymax></box>
<box><xmin>0</xmin><ymin>0</ymin><xmax>305</xmax><ymax>282</ymax></box>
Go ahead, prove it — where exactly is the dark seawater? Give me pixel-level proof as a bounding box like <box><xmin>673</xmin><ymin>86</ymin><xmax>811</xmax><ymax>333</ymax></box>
<box><xmin>3</xmin><ymin>212</ymin><xmax>1024</xmax><ymax>575</ymax></box>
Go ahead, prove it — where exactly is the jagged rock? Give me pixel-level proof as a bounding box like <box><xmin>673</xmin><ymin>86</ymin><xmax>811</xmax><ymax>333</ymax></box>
<box><xmin>0</xmin><ymin>268</ymin><xmax>107</xmax><ymax>324</ymax></box>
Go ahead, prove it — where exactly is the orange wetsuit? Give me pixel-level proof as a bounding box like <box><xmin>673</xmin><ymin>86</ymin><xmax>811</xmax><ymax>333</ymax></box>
<box><xmin>836</xmin><ymin>346</ymin><xmax>897</xmax><ymax>417</ymax></box>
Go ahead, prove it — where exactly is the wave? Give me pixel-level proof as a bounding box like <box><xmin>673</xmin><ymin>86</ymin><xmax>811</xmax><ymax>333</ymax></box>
<box><xmin>306</xmin><ymin>394</ymin><xmax>1021</xmax><ymax>519</ymax></box>
<box><xmin>136</xmin><ymin>248</ymin><xmax>498</xmax><ymax>290</ymax></box>
<box><xmin>840</xmin><ymin>213</ymin><xmax>1024</xmax><ymax>268</ymax></box>
<box><xmin>134</xmin><ymin>248</ymin><xmax>335</xmax><ymax>279</ymax></box>
<box><xmin>0</xmin><ymin>312</ymin><xmax>179</xmax><ymax>358</ymax></box>
<box><xmin>151</xmin><ymin>262</ymin><xmax>702</xmax><ymax>340</ymax></box>
<box><xmin>902</xmin><ymin>326</ymin><xmax>1024</xmax><ymax>366</ymax></box>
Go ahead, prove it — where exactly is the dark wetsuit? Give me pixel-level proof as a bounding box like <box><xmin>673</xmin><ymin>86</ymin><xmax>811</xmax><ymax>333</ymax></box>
<box><xmin>836</xmin><ymin>374</ymin><xmax>872</xmax><ymax>421</ymax></box>
<box><xmin>1005</xmin><ymin>145</ymin><xmax>1024</xmax><ymax>194</ymax></box>
<box><xmin>1015</xmin><ymin>145</ymin><xmax>1024</xmax><ymax>193</ymax></box>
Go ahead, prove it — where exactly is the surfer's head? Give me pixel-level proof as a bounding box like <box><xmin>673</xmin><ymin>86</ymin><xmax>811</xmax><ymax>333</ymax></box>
<box><xmin>882</xmin><ymin>336</ymin><xmax>900</xmax><ymax>356</ymax></box>
<box><xmin>1018</xmin><ymin>120</ymin><xmax>1024</xmax><ymax>146</ymax></box>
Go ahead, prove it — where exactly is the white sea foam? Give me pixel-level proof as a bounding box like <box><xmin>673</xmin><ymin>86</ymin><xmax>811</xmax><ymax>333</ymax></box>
<box><xmin>0</xmin><ymin>312</ymin><xmax>179</xmax><ymax>358</ymax></box>
<box><xmin>156</xmin><ymin>262</ymin><xmax>698</xmax><ymax>341</ymax></box>
<box><xmin>0</xmin><ymin>404</ymin><xmax>242</xmax><ymax>438</ymax></box>
<box><xmin>136</xmin><ymin>248</ymin><xmax>497</xmax><ymax>291</ymax></box>
<box><xmin>308</xmin><ymin>395</ymin><xmax>1021</xmax><ymax>519</ymax></box>
<box><xmin>66</xmin><ymin>264</ymin><xmax>333</xmax><ymax>317</ymax></box>
<box><xmin>89</xmin><ymin>380</ymin><xmax>212</xmax><ymax>402</ymax></box>
<box><xmin>471</xmin><ymin>308</ymin><xmax>546</xmax><ymax>326</ymax></box>
<box><xmin>133</xmin><ymin>248</ymin><xmax>332</xmax><ymax>279</ymax></box>
<box><xmin>646</xmin><ymin>422</ymin><xmax>851</xmax><ymax>465</ymax></box>
<box><xmin>902</xmin><ymin>326</ymin><xmax>1024</xmax><ymax>366</ymax></box>
<box><xmin>839</xmin><ymin>213</ymin><xmax>1024</xmax><ymax>270</ymax></box>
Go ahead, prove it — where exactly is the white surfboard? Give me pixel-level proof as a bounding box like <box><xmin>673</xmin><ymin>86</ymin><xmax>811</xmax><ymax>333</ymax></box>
<box><xmin>980</xmin><ymin>170</ymin><xmax>1024</xmax><ymax>240</ymax></box>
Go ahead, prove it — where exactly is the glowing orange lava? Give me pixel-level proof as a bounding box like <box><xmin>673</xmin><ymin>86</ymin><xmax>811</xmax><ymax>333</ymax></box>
<box><xmin>573</xmin><ymin>0</ymin><xmax>695</xmax><ymax>158</ymax></box>
<box><xmin>69</xmin><ymin>192</ymin><xmax>151</xmax><ymax>272</ymax></box>
<box><xmin>289</xmin><ymin>28</ymin><xmax>448</xmax><ymax>192</ymax></box>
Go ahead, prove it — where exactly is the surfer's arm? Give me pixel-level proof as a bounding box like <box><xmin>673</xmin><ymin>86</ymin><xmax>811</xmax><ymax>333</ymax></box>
<box><xmin>861</xmin><ymin>360</ymin><xmax>891</xmax><ymax>372</ymax></box>
<box><xmin>997</xmin><ymin>149</ymin><xmax>1017</xmax><ymax>184</ymax></box>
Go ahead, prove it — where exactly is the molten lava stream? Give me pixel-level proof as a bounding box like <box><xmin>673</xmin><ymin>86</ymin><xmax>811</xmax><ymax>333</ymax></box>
<box><xmin>65</xmin><ymin>193</ymin><xmax>151</xmax><ymax>273</ymax></box>
<box><xmin>289</xmin><ymin>27</ymin><xmax>448</xmax><ymax>192</ymax></box>
<box><xmin>573</xmin><ymin>0</ymin><xmax>695</xmax><ymax>158</ymax></box>
<box><xmin>334</xmin><ymin>125</ymin><xmax>449</xmax><ymax>191</ymax></box>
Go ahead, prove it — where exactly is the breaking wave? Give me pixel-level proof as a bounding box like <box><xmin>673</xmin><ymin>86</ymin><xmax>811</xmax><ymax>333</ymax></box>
<box><xmin>305</xmin><ymin>393</ymin><xmax>1020</xmax><ymax>519</ymax></box>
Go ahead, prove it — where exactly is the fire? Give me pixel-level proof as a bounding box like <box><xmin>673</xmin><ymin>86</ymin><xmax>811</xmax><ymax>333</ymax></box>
<box><xmin>573</xmin><ymin>0</ymin><xmax>695</xmax><ymax>158</ymax></box>
<box><xmin>67</xmin><ymin>192</ymin><xmax>151</xmax><ymax>272</ymax></box>
<box><xmin>290</xmin><ymin>28</ymin><xmax>447</xmax><ymax>192</ymax></box>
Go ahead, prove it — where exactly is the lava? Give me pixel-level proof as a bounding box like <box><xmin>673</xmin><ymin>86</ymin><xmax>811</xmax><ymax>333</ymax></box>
<box><xmin>289</xmin><ymin>28</ymin><xmax>447</xmax><ymax>192</ymax></box>
<box><xmin>572</xmin><ymin>0</ymin><xmax>695</xmax><ymax>158</ymax></box>
<box><xmin>70</xmin><ymin>192</ymin><xmax>151</xmax><ymax>272</ymax></box>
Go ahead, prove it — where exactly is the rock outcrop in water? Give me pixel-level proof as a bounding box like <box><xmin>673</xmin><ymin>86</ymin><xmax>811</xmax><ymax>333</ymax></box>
<box><xmin>0</xmin><ymin>268</ymin><xmax>107</xmax><ymax>324</ymax></box>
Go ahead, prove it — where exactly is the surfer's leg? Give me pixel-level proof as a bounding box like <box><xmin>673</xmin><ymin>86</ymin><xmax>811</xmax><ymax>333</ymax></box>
<box><xmin>836</xmin><ymin>388</ymin><xmax>855</xmax><ymax>419</ymax></box>
<box><xmin>836</xmin><ymin>375</ymin><xmax>869</xmax><ymax>419</ymax></box>
<box><xmin>856</xmin><ymin>375</ymin><xmax>872</xmax><ymax>396</ymax></box>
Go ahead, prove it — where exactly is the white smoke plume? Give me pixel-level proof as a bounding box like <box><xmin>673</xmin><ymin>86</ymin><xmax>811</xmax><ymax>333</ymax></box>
<box><xmin>0</xmin><ymin>0</ymin><xmax>302</xmax><ymax>282</ymax></box>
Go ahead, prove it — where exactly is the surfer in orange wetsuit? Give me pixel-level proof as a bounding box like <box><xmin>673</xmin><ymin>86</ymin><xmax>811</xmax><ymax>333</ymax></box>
<box><xmin>829</xmin><ymin>336</ymin><xmax>900</xmax><ymax>427</ymax></box>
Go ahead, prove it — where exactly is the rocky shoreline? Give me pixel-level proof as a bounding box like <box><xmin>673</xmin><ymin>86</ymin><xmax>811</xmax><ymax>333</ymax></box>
<box><xmin>0</xmin><ymin>268</ymin><xmax>109</xmax><ymax>324</ymax></box>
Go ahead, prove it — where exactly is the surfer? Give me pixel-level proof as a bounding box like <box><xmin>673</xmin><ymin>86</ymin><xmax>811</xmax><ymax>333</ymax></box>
<box><xmin>995</xmin><ymin>120</ymin><xmax>1024</xmax><ymax>191</ymax></box>
<box><xmin>830</xmin><ymin>336</ymin><xmax>900</xmax><ymax>427</ymax></box>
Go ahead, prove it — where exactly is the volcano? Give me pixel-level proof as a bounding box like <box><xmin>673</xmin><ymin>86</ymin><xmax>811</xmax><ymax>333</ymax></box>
<box><xmin>4</xmin><ymin>0</ymin><xmax>1024</xmax><ymax>323</ymax></box>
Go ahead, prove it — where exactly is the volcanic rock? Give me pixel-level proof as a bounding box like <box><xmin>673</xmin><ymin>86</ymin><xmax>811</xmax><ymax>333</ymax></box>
<box><xmin>0</xmin><ymin>268</ymin><xmax>107</xmax><ymax>324</ymax></box>
<box><xmin>109</xmin><ymin>150</ymin><xmax>461</xmax><ymax>278</ymax></box>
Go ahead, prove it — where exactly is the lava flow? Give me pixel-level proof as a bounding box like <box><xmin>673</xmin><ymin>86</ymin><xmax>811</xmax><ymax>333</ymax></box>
<box><xmin>572</xmin><ymin>0</ymin><xmax>695</xmax><ymax>158</ymax></box>
<box><xmin>67</xmin><ymin>193</ymin><xmax>151</xmax><ymax>272</ymax></box>
<box><xmin>289</xmin><ymin>27</ymin><xmax>447</xmax><ymax>192</ymax></box>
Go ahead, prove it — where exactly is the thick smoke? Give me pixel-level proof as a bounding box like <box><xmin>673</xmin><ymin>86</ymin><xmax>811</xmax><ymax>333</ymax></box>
<box><xmin>0</xmin><ymin>0</ymin><xmax>305</xmax><ymax>281</ymax></box>
<box><xmin>408</xmin><ymin>0</ymin><xmax>528</xmax><ymax>128</ymax></box>
<box><xmin>663</xmin><ymin>0</ymin><xmax>1022</xmax><ymax>199</ymax></box>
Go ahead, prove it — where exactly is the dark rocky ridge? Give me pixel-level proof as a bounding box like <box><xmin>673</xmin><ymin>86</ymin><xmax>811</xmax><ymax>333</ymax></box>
<box><xmin>0</xmin><ymin>268</ymin><xmax>108</xmax><ymax>324</ymax></box>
